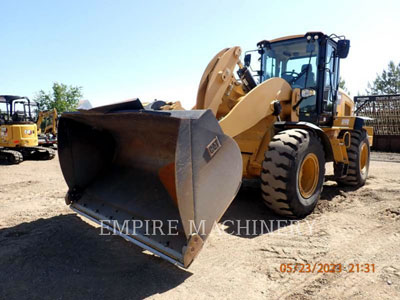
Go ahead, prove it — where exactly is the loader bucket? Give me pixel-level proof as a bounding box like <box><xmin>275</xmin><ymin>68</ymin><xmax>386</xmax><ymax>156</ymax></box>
<box><xmin>58</xmin><ymin>100</ymin><xmax>242</xmax><ymax>268</ymax></box>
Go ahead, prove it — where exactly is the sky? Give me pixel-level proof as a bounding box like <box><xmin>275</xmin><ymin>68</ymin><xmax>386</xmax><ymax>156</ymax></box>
<box><xmin>1</xmin><ymin>0</ymin><xmax>399</xmax><ymax>108</ymax></box>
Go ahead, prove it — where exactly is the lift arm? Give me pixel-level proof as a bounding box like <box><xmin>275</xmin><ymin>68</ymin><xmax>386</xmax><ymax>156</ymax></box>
<box><xmin>195</xmin><ymin>47</ymin><xmax>292</xmax><ymax>138</ymax></box>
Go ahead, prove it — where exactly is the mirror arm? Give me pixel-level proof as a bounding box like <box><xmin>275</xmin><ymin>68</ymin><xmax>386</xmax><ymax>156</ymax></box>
<box><xmin>293</xmin><ymin>96</ymin><xmax>305</xmax><ymax>111</ymax></box>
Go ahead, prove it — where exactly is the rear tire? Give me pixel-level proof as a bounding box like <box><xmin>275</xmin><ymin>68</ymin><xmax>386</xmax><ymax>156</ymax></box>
<box><xmin>335</xmin><ymin>130</ymin><xmax>370</xmax><ymax>187</ymax></box>
<box><xmin>261</xmin><ymin>129</ymin><xmax>325</xmax><ymax>218</ymax></box>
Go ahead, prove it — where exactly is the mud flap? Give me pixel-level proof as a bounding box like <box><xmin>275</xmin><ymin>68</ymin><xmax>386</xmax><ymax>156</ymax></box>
<box><xmin>58</xmin><ymin>100</ymin><xmax>242</xmax><ymax>268</ymax></box>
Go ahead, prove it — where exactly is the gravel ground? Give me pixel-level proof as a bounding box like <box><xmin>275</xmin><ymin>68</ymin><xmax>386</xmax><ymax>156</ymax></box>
<box><xmin>0</xmin><ymin>152</ymin><xmax>399</xmax><ymax>299</ymax></box>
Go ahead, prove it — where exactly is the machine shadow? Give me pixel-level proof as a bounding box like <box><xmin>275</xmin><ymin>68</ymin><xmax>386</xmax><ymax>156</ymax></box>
<box><xmin>319</xmin><ymin>179</ymin><xmax>360</xmax><ymax>202</ymax></box>
<box><xmin>220</xmin><ymin>182</ymin><xmax>293</xmax><ymax>239</ymax></box>
<box><xmin>0</xmin><ymin>214</ymin><xmax>191</xmax><ymax>300</ymax></box>
<box><xmin>221</xmin><ymin>179</ymin><xmax>360</xmax><ymax>239</ymax></box>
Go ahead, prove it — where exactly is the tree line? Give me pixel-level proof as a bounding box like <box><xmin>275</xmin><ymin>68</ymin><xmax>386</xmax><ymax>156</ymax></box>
<box><xmin>34</xmin><ymin>82</ymin><xmax>83</xmax><ymax>114</ymax></box>
<box><xmin>366</xmin><ymin>61</ymin><xmax>400</xmax><ymax>95</ymax></box>
<box><xmin>340</xmin><ymin>61</ymin><xmax>400</xmax><ymax>96</ymax></box>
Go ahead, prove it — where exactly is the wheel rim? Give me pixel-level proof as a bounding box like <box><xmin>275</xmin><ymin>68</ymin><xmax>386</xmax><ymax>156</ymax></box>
<box><xmin>298</xmin><ymin>153</ymin><xmax>319</xmax><ymax>199</ymax></box>
<box><xmin>360</xmin><ymin>143</ymin><xmax>368</xmax><ymax>174</ymax></box>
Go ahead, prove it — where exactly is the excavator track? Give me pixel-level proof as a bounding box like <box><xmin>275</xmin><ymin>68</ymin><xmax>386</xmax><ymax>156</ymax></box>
<box><xmin>23</xmin><ymin>146</ymin><xmax>56</xmax><ymax>160</ymax></box>
<box><xmin>0</xmin><ymin>149</ymin><xmax>24</xmax><ymax>164</ymax></box>
<box><xmin>15</xmin><ymin>146</ymin><xmax>55</xmax><ymax>161</ymax></box>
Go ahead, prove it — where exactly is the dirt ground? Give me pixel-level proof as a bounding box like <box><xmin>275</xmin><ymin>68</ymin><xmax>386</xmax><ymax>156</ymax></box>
<box><xmin>0</xmin><ymin>152</ymin><xmax>399</xmax><ymax>300</ymax></box>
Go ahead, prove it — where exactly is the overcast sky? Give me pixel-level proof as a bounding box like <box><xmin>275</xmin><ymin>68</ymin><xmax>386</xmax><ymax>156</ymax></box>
<box><xmin>1</xmin><ymin>0</ymin><xmax>399</xmax><ymax>108</ymax></box>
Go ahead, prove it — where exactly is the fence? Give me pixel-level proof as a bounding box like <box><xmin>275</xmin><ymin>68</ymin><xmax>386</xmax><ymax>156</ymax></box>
<box><xmin>354</xmin><ymin>94</ymin><xmax>400</xmax><ymax>152</ymax></box>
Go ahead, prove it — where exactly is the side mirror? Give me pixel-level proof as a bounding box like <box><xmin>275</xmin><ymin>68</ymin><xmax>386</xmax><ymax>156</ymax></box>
<box><xmin>337</xmin><ymin>39</ymin><xmax>350</xmax><ymax>58</ymax></box>
<box><xmin>244</xmin><ymin>54</ymin><xmax>251</xmax><ymax>67</ymax></box>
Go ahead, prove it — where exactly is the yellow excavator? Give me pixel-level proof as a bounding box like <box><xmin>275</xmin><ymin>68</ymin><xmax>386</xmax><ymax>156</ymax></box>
<box><xmin>36</xmin><ymin>108</ymin><xmax>58</xmax><ymax>148</ymax></box>
<box><xmin>0</xmin><ymin>95</ymin><xmax>55</xmax><ymax>164</ymax></box>
<box><xmin>58</xmin><ymin>32</ymin><xmax>373</xmax><ymax>267</ymax></box>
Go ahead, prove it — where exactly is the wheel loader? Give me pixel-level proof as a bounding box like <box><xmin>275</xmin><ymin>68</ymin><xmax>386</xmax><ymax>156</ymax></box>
<box><xmin>58</xmin><ymin>32</ymin><xmax>373</xmax><ymax>268</ymax></box>
<box><xmin>0</xmin><ymin>95</ymin><xmax>56</xmax><ymax>164</ymax></box>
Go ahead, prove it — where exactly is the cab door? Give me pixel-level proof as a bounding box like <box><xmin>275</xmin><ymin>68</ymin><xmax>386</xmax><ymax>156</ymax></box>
<box><xmin>319</xmin><ymin>41</ymin><xmax>340</xmax><ymax>126</ymax></box>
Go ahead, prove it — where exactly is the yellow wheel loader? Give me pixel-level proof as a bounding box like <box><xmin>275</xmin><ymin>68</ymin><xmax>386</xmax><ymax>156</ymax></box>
<box><xmin>58</xmin><ymin>32</ymin><xmax>373</xmax><ymax>268</ymax></box>
<box><xmin>0</xmin><ymin>95</ymin><xmax>56</xmax><ymax>164</ymax></box>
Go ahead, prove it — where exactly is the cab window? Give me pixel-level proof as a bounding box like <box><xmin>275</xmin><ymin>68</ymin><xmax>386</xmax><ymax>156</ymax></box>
<box><xmin>323</xmin><ymin>42</ymin><xmax>339</xmax><ymax>113</ymax></box>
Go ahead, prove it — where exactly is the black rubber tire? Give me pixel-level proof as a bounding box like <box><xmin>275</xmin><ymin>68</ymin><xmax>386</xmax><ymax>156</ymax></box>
<box><xmin>335</xmin><ymin>130</ymin><xmax>370</xmax><ymax>187</ymax></box>
<box><xmin>261</xmin><ymin>129</ymin><xmax>325</xmax><ymax>218</ymax></box>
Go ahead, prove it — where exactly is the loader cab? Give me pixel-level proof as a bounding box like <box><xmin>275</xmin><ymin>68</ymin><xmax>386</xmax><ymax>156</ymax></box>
<box><xmin>256</xmin><ymin>32</ymin><xmax>349</xmax><ymax>126</ymax></box>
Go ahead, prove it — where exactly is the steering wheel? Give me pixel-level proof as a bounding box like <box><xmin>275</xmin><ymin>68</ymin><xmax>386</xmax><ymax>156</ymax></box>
<box><xmin>282</xmin><ymin>71</ymin><xmax>300</xmax><ymax>77</ymax></box>
<box><xmin>282</xmin><ymin>70</ymin><xmax>299</xmax><ymax>77</ymax></box>
<box><xmin>281</xmin><ymin>71</ymin><xmax>300</xmax><ymax>83</ymax></box>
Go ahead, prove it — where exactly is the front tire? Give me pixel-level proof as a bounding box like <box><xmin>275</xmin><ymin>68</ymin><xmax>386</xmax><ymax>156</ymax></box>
<box><xmin>261</xmin><ymin>129</ymin><xmax>325</xmax><ymax>218</ymax></box>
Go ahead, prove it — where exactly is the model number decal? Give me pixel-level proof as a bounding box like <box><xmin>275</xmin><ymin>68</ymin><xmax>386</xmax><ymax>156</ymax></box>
<box><xmin>207</xmin><ymin>136</ymin><xmax>222</xmax><ymax>158</ymax></box>
<box><xmin>341</xmin><ymin>119</ymin><xmax>350</xmax><ymax>126</ymax></box>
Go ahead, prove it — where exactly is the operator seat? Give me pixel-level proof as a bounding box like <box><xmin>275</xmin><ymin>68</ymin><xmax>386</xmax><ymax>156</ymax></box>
<box><xmin>296</xmin><ymin>64</ymin><xmax>315</xmax><ymax>88</ymax></box>
<box><xmin>12</xmin><ymin>112</ymin><xmax>20</xmax><ymax>122</ymax></box>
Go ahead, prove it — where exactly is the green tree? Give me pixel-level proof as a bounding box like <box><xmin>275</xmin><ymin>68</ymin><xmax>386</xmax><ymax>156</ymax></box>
<box><xmin>34</xmin><ymin>82</ymin><xmax>83</xmax><ymax>113</ymax></box>
<box><xmin>339</xmin><ymin>77</ymin><xmax>350</xmax><ymax>94</ymax></box>
<box><xmin>366</xmin><ymin>61</ymin><xmax>400</xmax><ymax>95</ymax></box>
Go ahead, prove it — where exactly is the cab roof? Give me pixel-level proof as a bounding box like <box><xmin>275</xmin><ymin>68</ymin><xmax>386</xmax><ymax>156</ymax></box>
<box><xmin>0</xmin><ymin>95</ymin><xmax>28</xmax><ymax>103</ymax></box>
<box><xmin>257</xmin><ymin>32</ymin><xmax>326</xmax><ymax>47</ymax></box>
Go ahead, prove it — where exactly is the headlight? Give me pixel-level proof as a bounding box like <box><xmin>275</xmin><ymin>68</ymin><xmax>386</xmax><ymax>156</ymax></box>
<box><xmin>301</xmin><ymin>88</ymin><xmax>316</xmax><ymax>98</ymax></box>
